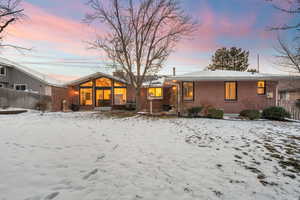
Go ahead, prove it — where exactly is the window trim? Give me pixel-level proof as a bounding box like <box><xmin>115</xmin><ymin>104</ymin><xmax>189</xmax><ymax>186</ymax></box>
<box><xmin>14</xmin><ymin>84</ymin><xmax>27</xmax><ymax>91</ymax></box>
<box><xmin>257</xmin><ymin>80</ymin><xmax>266</xmax><ymax>95</ymax></box>
<box><xmin>0</xmin><ymin>66</ymin><xmax>6</xmax><ymax>77</ymax></box>
<box><xmin>182</xmin><ymin>81</ymin><xmax>194</xmax><ymax>101</ymax></box>
<box><xmin>147</xmin><ymin>87</ymin><xmax>163</xmax><ymax>100</ymax></box>
<box><xmin>224</xmin><ymin>81</ymin><xmax>238</xmax><ymax>101</ymax></box>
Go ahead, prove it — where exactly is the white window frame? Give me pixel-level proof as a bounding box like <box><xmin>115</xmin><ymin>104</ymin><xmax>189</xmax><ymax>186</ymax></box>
<box><xmin>0</xmin><ymin>66</ymin><xmax>6</xmax><ymax>77</ymax></box>
<box><xmin>14</xmin><ymin>84</ymin><xmax>27</xmax><ymax>91</ymax></box>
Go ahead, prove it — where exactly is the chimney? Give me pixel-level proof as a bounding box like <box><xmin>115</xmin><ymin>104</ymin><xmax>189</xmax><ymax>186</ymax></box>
<box><xmin>173</xmin><ymin>67</ymin><xmax>176</xmax><ymax>76</ymax></box>
<box><xmin>113</xmin><ymin>70</ymin><xmax>126</xmax><ymax>80</ymax></box>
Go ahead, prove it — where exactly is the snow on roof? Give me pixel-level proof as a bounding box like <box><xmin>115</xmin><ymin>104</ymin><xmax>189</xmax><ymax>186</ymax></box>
<box><xmin>66</xmin><ymin>71</ymin><xmax>126</xmax><ymax>86</ymax></box>
<box><xmin>166</xmin><ymin>70</ymin><xmax>300</xmax><ymax>81</ymax></box>
<box><xmin>142</xmin><ymin>77</ymin><xmax>166</xmax><ymax>87</ymax></box>
<box><xmin>0</xmin><ymin>57</ymin><xmax>65</xmax><ymax>87</ymax></box>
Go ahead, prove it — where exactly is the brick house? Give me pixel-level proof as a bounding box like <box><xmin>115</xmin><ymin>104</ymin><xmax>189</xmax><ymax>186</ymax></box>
<box><xmin>61</xmin><ymin>70</ymin><xmax>300</xmax><ymax>114</ymax></box>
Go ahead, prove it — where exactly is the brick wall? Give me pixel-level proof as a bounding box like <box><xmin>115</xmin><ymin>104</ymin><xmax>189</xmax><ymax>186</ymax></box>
<box><xmin>181</xmin><ymin>81</ymin><xmax>278</xmax><ymax>114</ymax></box>
<box><xmin>140</xmin><ymin>87</ymin><xmax>172</xmax><ymax>112</ymax></box>
<box><xmin>51</xmin><ymin>86</ymin><xmax>69</xmax><ymax>112</ymax></box>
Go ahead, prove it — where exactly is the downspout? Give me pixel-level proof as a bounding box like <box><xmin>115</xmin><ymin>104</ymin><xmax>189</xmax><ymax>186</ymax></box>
<box><xmin>276</xmin><ymin>81</ymin><xmax>279</xmax><ymax>106</ymax></box>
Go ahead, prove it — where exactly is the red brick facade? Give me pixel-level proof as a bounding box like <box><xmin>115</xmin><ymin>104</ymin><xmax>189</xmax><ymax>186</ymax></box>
<box><xmin>50</xmin><ymin>86</ymin><xmax>69</xmax><ymax>112</ymax></box>
<box><xmin>140</xmin><ymin>87</ymin><xmax>172</xmax><ymax>112</ymax></box>
<box><xmin>50</xmin><ymin>79</ymin><xmax>278</xmax><ymax>114</ymax></box>
<box><xmin>179</xmin><ymin>80</ymin><xmax>278</xmax><ymax>114</ymax></box>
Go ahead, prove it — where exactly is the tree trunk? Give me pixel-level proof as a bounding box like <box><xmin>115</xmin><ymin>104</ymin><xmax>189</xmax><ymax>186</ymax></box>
<box><xmin>135</xmin><ymin>87</ymin><xmax>142</xmax><ymax>112</ymax></box>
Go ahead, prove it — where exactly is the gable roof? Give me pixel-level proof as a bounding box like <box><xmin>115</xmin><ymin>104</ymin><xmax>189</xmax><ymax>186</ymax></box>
<box><xmin>66</xmin><ymin>72</ymin><xmax>127</xmax><ymax>86</ymax></box>
<box><xmin>166</xmin><ymin>70</ymin><xmax>300</xmax><ymax>81</ymax></box>
<box><xmin>0</xmin><ymin>57</ymin><xmax>65</xmax><ymax>87</ymax></box>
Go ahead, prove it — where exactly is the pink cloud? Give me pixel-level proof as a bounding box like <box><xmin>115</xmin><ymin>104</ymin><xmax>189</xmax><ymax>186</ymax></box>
<box><xmin>6</xmin><ymin>2</ymin><xmax>103</xmax><ymax>56</ymax></box>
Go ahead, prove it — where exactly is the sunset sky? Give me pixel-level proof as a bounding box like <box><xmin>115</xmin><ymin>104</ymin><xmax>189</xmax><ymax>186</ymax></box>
<box><xmin>1</xmin><ymin>0</ymin><xmax>297</xmax><ymax>81</ymax></box>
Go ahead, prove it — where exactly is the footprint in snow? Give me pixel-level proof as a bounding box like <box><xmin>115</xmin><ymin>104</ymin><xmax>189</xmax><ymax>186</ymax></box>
<box><xmin>44</xmin><ymin>192</ymin><xmax>59</xmax><ymax>200</ymax></box>
<box><xmin>83</xmin><ymin>169</ymin><xmax>98</xmax><ymax>180</ymax></box>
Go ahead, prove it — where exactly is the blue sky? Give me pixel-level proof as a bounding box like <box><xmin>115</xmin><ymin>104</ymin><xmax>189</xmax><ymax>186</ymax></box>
<box><xmin>1</xmin><ymin>0</ymin><xmax>297</xmax><ymax>81</ymax></box>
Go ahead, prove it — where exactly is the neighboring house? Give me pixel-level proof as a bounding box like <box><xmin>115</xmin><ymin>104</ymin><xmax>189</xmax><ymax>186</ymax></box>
<box><xmin>0</xmin><ymin>58</ymin><xmax>67</xmax><ymax>111</ymax></box>
<box><xmin>278</xmin><ymin>79</ymin><xmax>300</xmax><ymax>101</ymax></box>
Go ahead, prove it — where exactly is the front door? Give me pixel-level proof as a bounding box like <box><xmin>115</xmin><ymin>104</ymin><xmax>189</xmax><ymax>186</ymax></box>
<box><xmin>96</xmin><ymin>89</ymin><xmax>111</xmax><ymax>107</ymax></box>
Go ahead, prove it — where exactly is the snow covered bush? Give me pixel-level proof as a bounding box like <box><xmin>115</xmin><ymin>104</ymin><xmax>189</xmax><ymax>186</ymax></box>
<box><xmin>240</xmin><ymin>109</ymin><xmax>261</xmax><ymax>120</ymax></box>
<box><xmin>262</xmin><ymin>106</ymin><xmax>290</xmax><ymax>121</ymax></box>
<box><xmin>207</xmin><ymin>108</ymin><xmax>224</xmax><ymax>119</ymax></box>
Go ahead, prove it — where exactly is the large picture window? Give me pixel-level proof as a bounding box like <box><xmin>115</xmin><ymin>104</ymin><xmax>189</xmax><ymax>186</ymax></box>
<box><xmin>225</xmin><ymin>82</ymin><xmax>237</xmax><ymax>101</ymax></box>
<box><xmin>183</xmin><ymin>82</ymin><xmax>194</xmax><ymax>101</ymax></box>
<box><xmin>80</xmin><ymin>81</ymin><xmax>93</xmax><ymax>87</ymax></box>
<box><xmin>257</xmin><ymin>81</ymin><xmax>266</xmax><ymax>95</ymax></box>
<box><xmin>114</xmin><ymin>88</ymin><xmax>127</xmax><ymax>105</ymax></box>
<box><xmin>148</xmin><ymin>88</ymin><xmax>163</xmax><ymax>99</ymax></box>
<box><xmin>114</xmin><ymin>81</ymin><xmax>126</xmax><ymax>87</ymax></box>
<box><xmin>96</xmin><ymin>77</ymin><xmax>112</xmax><ymax>87</ymax></box>
<box><xmin>80</xmin><ymin>88</ymin><xmax>93</xmax><ymax>106</ymax></box>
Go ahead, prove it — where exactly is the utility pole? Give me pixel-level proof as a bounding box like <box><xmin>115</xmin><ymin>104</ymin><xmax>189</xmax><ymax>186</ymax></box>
<box><xmin>257</xmin><ymin>54</ymin><xmax>260</xmax><ymax>73</ymax></box>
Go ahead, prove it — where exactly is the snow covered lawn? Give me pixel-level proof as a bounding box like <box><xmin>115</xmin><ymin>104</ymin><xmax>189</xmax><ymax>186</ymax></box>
<box><xmin>0</xmin><ymin>111</ymin><xmax>299</xmax><ymax>200</ymax></box>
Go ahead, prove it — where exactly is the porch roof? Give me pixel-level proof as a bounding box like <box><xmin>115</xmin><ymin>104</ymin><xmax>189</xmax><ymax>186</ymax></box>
<box><xmin>166</xmin><ymin>70</ymin><xmax>300</xmax><ymax>81</ymax></box>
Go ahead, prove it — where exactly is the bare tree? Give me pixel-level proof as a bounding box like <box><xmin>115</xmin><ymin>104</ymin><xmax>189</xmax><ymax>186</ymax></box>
<box><xmin>265</xmin><ymin>0</ymin><xmax>300</xmax><ymax>74</ymax></box>
<box><xmin>85</xmin><ymin>0</ymin><xmax>197</xmax><ymax>110</ymax></box>
<box><xmin>0</xmin><ymin>0</ymin><xmax>25</xmax><ymax>50</ymax></box>
<box><xmin>266</xmin><ymin>0</ymin><xmax>300</xmax><ymax>31</ymax></box>
<box><xmin>275</xmin><ymin>36</ymin><xmax>300</xmax><ymax>73</ymax></box>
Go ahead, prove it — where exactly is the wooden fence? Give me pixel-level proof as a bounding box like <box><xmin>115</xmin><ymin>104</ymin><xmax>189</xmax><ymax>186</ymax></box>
<box><xmin>278</xmin><ymin>100</ymin><xmax>300</xmax><ymax>121</ymax></box>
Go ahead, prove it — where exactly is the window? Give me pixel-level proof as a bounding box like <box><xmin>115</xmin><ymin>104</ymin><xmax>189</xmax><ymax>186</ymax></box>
<box><xmin>0</xmin><ymin>84</ymin><xmax>3</xmax><ymax>88</ymax></box>
<box><xmin>183</xmin><ymin>82</ymin><xmax>194</xmax><ymax>101</ymax></box>
<box><xmin>148</xmin><ymin>88</ymin><xmax>163</xmax><ymax>98</ymax></box>
<box><xmin>114</xmin><ymin>81</ymin><xmax>126</xmax><ymax>87</ymax></box>
<box><xmin>114</xmin><ymin>88</ymin><xmax>127</xmax><ymax>105</ymax></box>
<box><xmin>80</xmin><ymin>88</ymin><xmax>93</xmax><ymax>105</ymax></box>
<box><xmin>257</xmin><ymin>81</ymin><xmax>266</xmax><ymax>95</ymax></box>
<box><xmin>96</xmin><ymin>77</ymin><xmax>112</xmax><ymax>87</ymax></box>
<box><xmin>15</xmin><ymin>84</ymin><xmax>27</xmax><ymax>91</ymax></box>
<box><xmin>80</xmin><ymin>81</ymin><xmax>93</xmax><ymax>87</ymax></box>
<box><xmin>0</xmin><ymin>67</ymin><xmax>6</xmax><ymax>76</ymax></box>
<box><xmin>225</xmin><ymin>82</ymin><xmax>237</xmax><ymax>101</ymax></box>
